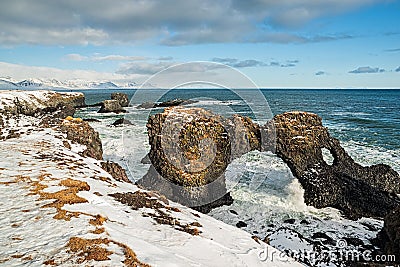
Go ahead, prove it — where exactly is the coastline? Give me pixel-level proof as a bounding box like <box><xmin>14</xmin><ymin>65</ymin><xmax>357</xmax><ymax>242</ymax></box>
<box><xmin>0</xmin><ymin>90</ymin><xmax>295</xmax><ymax>266</ymax></box>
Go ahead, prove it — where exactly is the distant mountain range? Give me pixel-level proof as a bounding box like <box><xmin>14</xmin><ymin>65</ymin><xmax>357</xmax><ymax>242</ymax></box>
<box><xmin>0</xmin><ymin>77</ymin><xmax>152</xmax><ymax>90</ymax></box>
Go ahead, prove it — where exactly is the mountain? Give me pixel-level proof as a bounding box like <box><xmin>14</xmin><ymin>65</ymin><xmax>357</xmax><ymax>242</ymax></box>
<box><xmin>0</xmin><ymin>79</ymin><xmax>19</xmax><ymax>89</ymax></box>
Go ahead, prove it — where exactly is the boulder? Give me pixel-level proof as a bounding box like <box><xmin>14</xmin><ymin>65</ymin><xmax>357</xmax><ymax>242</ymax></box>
<box><xmin>98</xmin><ymin>100</ymin><xmax>126</xmax><ymax>113</ymax></box>
<box><xmin>137</xmin><ymin>99</ymin><xmax>198</xmax><ymax>109</ymax></box>
<box><xmin>138</xmin><ymin>107</ymin><xmax>236</xmax><ymax>211</ymax></box>
<box><xmin>111</xmin><ymin>92</ymin><xmax>129</xmax><ymax>107</ymax></box>
<box><xmin>100</xmin><ymin>161</ymin><xmax>131</xmax><ymax>183</ymax></box>
<box><xmin>59</xmin><ymin>119</ymin><xmax>103</xmax><ymax>160</ymax></box>
<box><xmin>112</xmin><ymin>118</ymin><xmax>134</xmax><ymax>126</ymax></box>
<box><xmin>137</xmin><ymin>102</ymin><xmax>156</xmax><ymax>109</ymax></box>
<box><xmin>262</xmin><ymin>111</ymin><xmax>400</xmax><ymax>219</ymax></box>
<box><xmin>156</xmin><ymin>98</ymin><xmax>198</xmax><ymax>108</ymax></box>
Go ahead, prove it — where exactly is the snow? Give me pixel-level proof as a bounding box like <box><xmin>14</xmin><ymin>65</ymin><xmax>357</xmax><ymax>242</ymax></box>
<box><xmin>0</xmin><ymin>77</ymin><xmax>143</xmax><ymax>90</ymax></box>
<box><xmin>0</xmin><ymin>113</ymin><xmax>300</xmax><ymax>266</ymax></box>
<box><xmin>0</xmin><ymin>90</ymin><xmax>82</xmax><ymax>111</ymax></box>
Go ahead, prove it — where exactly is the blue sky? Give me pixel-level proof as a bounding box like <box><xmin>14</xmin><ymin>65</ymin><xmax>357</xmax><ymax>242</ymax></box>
<box><xmin>0</xmin><ymin>0</ymin><xmax>399</xmax><ymax>88</ymax></box>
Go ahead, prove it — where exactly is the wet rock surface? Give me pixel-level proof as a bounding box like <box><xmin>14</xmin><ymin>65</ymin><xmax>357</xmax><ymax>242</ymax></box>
<box><xmin>137</xmin><ymin>98</ymin><xmax>198</xmax><ymax>109</ymax></box>
<box><xmin>264</xmin><ymin>111</ymin><xmax>400</xmax><ymax>219</ymax></box>
<box><xmin>111</xmin><ymin>118</ymin><xmax>134</xmax><ymax>126</ymax></box>
<box><xmin>142</xmin><ymin>107</ymin><xmax>400</xmax><ymax>218</ymax></box>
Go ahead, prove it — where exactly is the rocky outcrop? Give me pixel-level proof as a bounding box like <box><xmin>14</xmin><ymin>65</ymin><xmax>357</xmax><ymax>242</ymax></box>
<box><xmin>375</xmin><ymin>207</ymin><xmax>400</xmax><ymax>262</ymax></box>
<box><xmin>59</xmin><ymin>119</ymin><xmax>103</xmax><ymax>160</ymax></box>
<box><xmin>98</xmin><ymin>100</ymin><xmax>126</xmax><ymax>113</ymax></box>
<box><xmin>138</xmin><ymin>107</ymin><xmax>238</xmax><ymax>211</ymax></box>
<box><xmin>137</xmin><ymin>98</ymin><xmax>198</xmax><ymax>109</ymax></box>
<box><xmin>101</xmin><ymin>161</ymin><xmax>130</xmax><ymax>183</ymax></box>
<box><xmin>111</xmin><ymin>118</ymin><xmax>134</xmax><ymax>126</ymax></box>
<box><xmin>141</xmin><ymin>107</ymin><xmax>400</xmax><ymax>217</ymax></box>
<box><xmin>0</xmin><ymin>90</ymin><xmax>85</xmax><ymax>116</ymax></box>
<box><xmin>262</xmin><ymin>111</ymin><xmax>400</xmax><ymax>219</ymax></box>
<box><xmin>111</xmin><ymin>93</ymin><xmax>129</xmax><ymax>107</ymax></box>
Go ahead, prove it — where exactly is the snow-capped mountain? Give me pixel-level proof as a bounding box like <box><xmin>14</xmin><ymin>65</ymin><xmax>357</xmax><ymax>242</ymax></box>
<box><xmin>0</xmin><ymin>77</ymin><xmax>140</xmax><ymax>90</ymax></box>
<box><xmin>0</xmin><ymin>79</ymin><xmax>19</xmax><ymax>89</ymax></box>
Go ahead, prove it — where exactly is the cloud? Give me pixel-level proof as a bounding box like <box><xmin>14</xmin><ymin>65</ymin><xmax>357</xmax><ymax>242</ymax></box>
<box><xmin>315</xmin><ymin>71</ymin><xmax>326</xmax><ymax>76</ymax></box>
<box><xmin>65</xmin><ymin>54</ymin><xmax>88</xmax><ymax>61</ymax></box>
<box><xmin>0</xmin><ymin>0</ymin><xmax>385</xmax><ymax>46</ymax></box>
<box><xmin>349</xmin><ymin>66</ymin><xmax>385</xmax><ymax>74</ymax></box>
<box><xmin>211</xmin><ymin>58</ymin><xmax>239</xmax><ymax>65</ymax></box>
<box><xmin>211</xmin><ymin>58</ymin><xmax>298</xmax><ymax>68</ymax></box>
<box><xmin>65</xmin><ymin>53</ymin><xmax>147</xmax><ymax>61</ymax></box>
<box><xmin>384</xmin><ymin>48</ymin><xmax>400</xmax><ymax>52</ymax></box>
<box><xmin>116</xmin><ymin>61</ymin><xmax>225</xmax><ymax>75</ymax></box>
<box><xmin>158</xmin><ymin>56</ymin><xmax>174</xmax><ymax>61</ymax></box>
<box><xmin>396</xmin><ymin>66</ymin><xmax>400</xmax><ymax>72</ymax></box>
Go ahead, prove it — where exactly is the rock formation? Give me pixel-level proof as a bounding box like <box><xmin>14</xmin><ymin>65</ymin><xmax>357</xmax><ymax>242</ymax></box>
<box><xmin>138</xmin><ymin>107</ymin><xmax>239</xmax><ymax>211</ymax></box>
<box><xmin>58</xmin><ymin>119</ymin><xmax>103</xmax><ymax>160</ymax></box>
<box><xmin>98</xmin><ymin>100</ymin><xmax>126</xmax><ymax>113</ymax></box>
<box><xmin>0</xmin><ymin>90</ymin><xmax>85</xmax><ymax>116</ymax></box>
<box><xmin>263</xmin><ymin>111</ymin><xmax>400</xmax><ymax>219</ymax></box>
<box><xmin>101</xmin><ymin>161</ymin><xmax>131</xmax><ymax>183</ymax></box>
<box><xmin>141</xmin><ymin>107</ymin><xmax>400</xmax><ymax>218</ymax></box>
<box><xmin>112</xmin><ymin>118</ymin><xmax>134</xmax><ymax>126</ymax></box>
<box><xmin>111</xmin><ymin>92</ymin><xmax>129</xmax><ymax>107</ymax></box>
<box><xmin>137</xmin><ymin>98</ymin><xmax>198</xmax><ymax>109</ymax></box>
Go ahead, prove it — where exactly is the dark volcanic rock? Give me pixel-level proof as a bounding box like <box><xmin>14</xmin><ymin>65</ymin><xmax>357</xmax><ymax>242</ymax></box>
<box><xmin>142</xmin><ymin>107</ymin><xmax>400</xmax><ymax>218</ymax></box>
<box><xmin>137</xmin><ymin>102</ymin><xmax>156</xmax><ymax>109</ymax></box>
<box><xmin>40</xmin><ymin>104</ymin><xmax>76</xmax><ymax>126</ymax></box>
<box><xmin>375</xmin><ymin>206</ymin><xmax>400</xmax><ymax>262</ymax></box>
<box><xmin>112</xmin><ymin>118</ymin><xmax>134</xmax><ymax>126</ymax></box>
<box><xmin>137</xmin><ymin>99</ymin><xmax>198</xmax><ymax>109</ymax></box>
<box><xmin>83</xmin><ymin>118</ymin><xmax>101</xmax><ymax>122</ymax></box>
<box><xmin>140</xmin><ymin>154</ymin><xmax>151</xmax><ymax>164</ymax></box>
<box><xmin>98</xmin><ymin>100</ymin><xmax>126</xmax><ymax>113</ymax></box>
<box><xmin>262</xmin><ymin>111</ymin><xmax>400</xmax><ymax>219</ymax></box>
<box><xmin>59</xmin><ymin>120</ymin><xmax>103</xmax><ymax>160</ymax></box>
<box><xmin>283</xmin><ymin>218</ymin><xmax>296</xmax><ymax>224</ymax></box>
<box><xmin>137</xmin><ymin>165</ymin><xmax>233</xmax><ymax>213</ymax></box>
<box><xmin>236</xmin><ymin>221</ymin><xmax>248</xmax><ymax>228</ymax></box>
<box><xmin>111</xmin><ymin>92</ymin><xmax>129</xmax><ymax>107</ymax></box>
<box><xmin>156</xmin><ymin>98</ymin><xmax>198</xmax><ymax>108</ymax></box>
<box><xmin>101</xmin><ymin>161</ymin><xmax>130</xmax><ymax>183</ymax></box>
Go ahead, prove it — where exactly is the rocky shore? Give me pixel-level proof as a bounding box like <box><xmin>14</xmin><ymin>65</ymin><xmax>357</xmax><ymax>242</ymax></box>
<box><xmin>0</xmin><ymin>90</ymin><xmax>291</xmax><ymax>266</ymax></box>
<box><xmin>140</xmin><ymin>105</ymin><xmax>400</xmax><ymax>265</ymax></box>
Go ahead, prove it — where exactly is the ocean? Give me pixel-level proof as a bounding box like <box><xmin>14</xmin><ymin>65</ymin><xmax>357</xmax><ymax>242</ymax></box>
<box><xmin>74</xmin><ymin>88</ymin><xmax>400</xmax><ymax>264</ymax></box>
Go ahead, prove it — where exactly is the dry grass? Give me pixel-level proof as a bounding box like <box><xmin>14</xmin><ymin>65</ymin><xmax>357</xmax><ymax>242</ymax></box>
<box><xmin>112</xmin><ymin>240</ymin><xmax>152</xmax><ymax>267</ymax></box>
<box><xmin>90</xmin><ymin>227</ymin><xmax>106</xmax><ymax>234</ymax></box>
<box><xmin>67</xmin><ymin>237</ymin><xmax>112</xmax><ymax>263</ymax></box>
<box><xmin>30</xmin><ymin>178</ymin><xmax>90</xmax><ymax>221</ymax></box>
<box><xmin>89</xmin><ymin>214</ymin><xmax>107</xmax><ymax>226</ymax></box>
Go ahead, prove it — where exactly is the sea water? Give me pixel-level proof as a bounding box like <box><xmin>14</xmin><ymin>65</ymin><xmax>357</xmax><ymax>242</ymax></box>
<box><xmin>74</xmin><ymin>88</ymin><xmax>400</xmax><ymax>263</ymax></box>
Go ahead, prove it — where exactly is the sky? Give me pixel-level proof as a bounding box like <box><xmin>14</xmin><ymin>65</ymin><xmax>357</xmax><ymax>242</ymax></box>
<box><xmin>0</xmin><ymin>0</ymin><xmax>399</xmax><ymax>88</ymax></box>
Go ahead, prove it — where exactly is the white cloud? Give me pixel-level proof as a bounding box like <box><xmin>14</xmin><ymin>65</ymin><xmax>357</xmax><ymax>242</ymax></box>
<box><xmin>349</xmin><ymin>66</ymin><xmax>385</xmax><ymax>74</ymax></box>
<box><xmin>0</xmin><ymin>0</ymin><xmax>387</xmax><ymax>46</ymax></box>
<box><xmin>0</xmin><ymin>61</ymin><xmax>142</xmax><ymax>82</ymax></box>
<box><xmin>65</xmin><ymin>54</ymin><xmax>147</xmax><ymax>62</ymax></box>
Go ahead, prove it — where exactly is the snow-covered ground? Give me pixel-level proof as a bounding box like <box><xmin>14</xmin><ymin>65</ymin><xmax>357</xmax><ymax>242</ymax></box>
<box><xmin>0</xmin><ymin>113</ymin><xmax>300</xmax><ymax>266</ymax></box>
